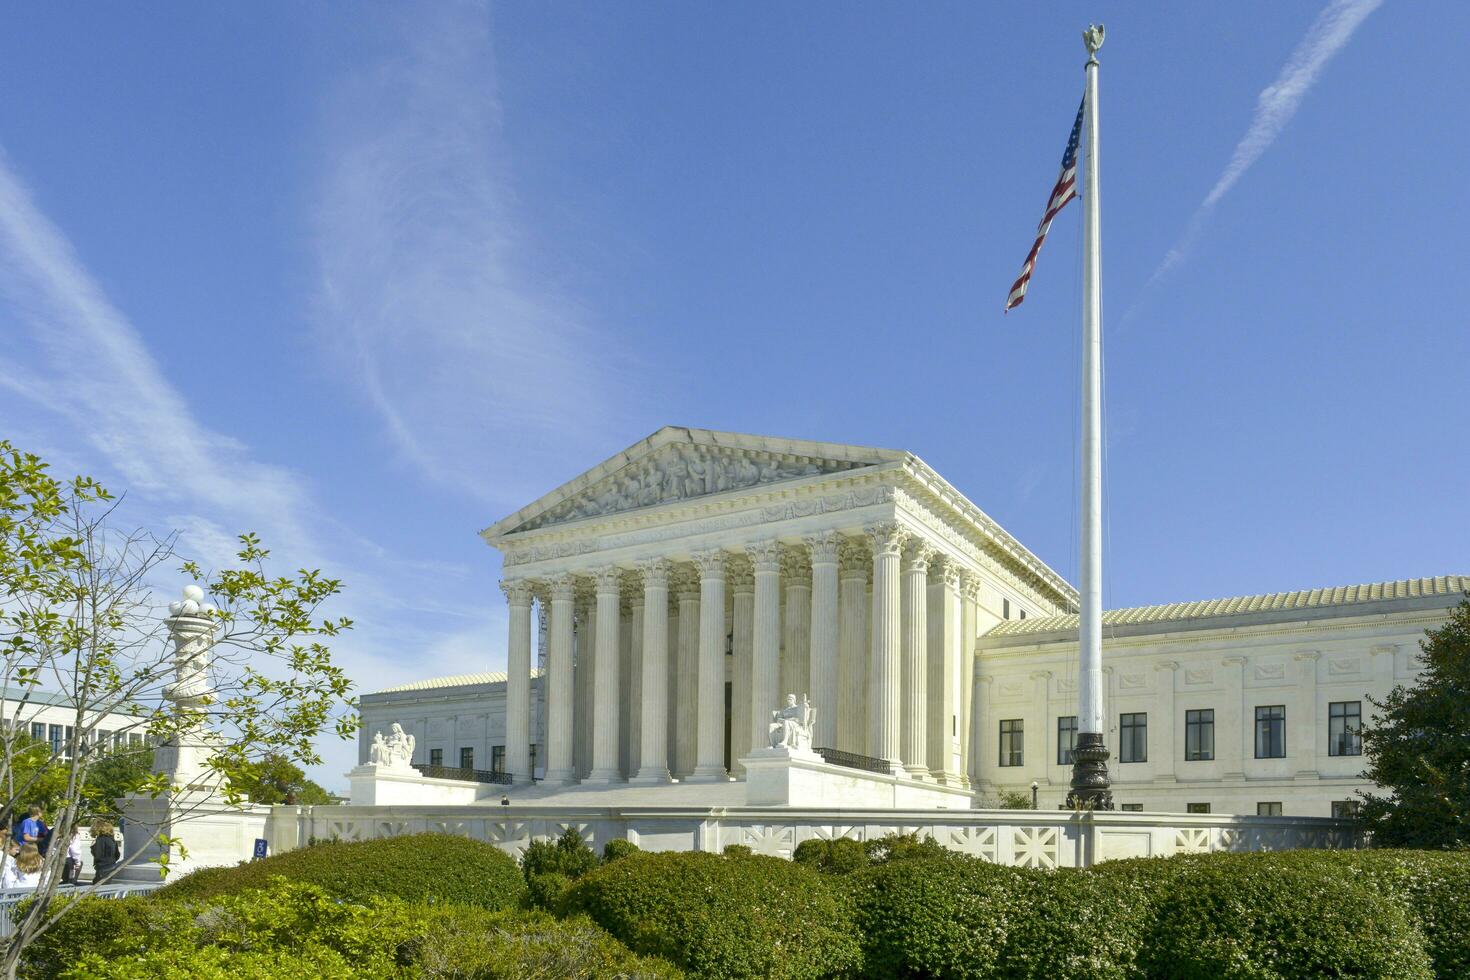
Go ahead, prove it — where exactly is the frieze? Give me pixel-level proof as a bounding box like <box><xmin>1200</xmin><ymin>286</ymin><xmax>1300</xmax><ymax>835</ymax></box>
<box><xmin>1327</xmin><ymin>657</ymin><xmax>1361</xmax><ymax>676</ymax></box>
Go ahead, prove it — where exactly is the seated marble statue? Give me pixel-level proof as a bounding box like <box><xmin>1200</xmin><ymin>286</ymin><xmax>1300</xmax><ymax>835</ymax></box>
<box><xmin>768</xmin><ymin>694</ymin><xmax>816</xmax><ymax>752</ymax></box>
<box><xmin>368</xmin><ymin>724</ymin><xmax>416</xmax><ymax>770</ymax></box>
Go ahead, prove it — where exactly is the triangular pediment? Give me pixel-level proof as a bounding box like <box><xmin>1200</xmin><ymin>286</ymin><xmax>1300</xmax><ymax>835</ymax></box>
<box><xmin>483</xmin><ymin>426</ymin><xmax>905</xmax><ymax>538</ymax></box>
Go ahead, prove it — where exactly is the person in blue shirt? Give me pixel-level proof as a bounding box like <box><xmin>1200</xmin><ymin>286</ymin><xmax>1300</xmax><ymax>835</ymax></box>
<box><xmin>17</xmin><ymin>806</ymin><xmax>47</xmax><ymax>855</ymax></box>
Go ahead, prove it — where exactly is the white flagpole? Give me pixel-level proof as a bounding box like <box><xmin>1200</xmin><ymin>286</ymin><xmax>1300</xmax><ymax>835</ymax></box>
<box><xmin>1070</xmin><ymin>23</ymin><xmax>1113</xmax><ymax>810</ymax></box>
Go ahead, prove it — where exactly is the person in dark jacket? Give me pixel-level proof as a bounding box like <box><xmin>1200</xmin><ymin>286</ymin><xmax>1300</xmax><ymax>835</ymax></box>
<box><xmin>89</xmin><ymin>818</ymin><xmax>120</xmax><ymax>882</ymax></box>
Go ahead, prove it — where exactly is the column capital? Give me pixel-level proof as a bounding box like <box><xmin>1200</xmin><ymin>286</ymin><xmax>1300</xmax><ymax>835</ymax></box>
<box><xmin>1154</xmin><ymin>660</ymin><xmax>1180</xmax><ymax>672</ymax></box>
<box><xmin>1030</xmin><ymin>669</ymin><xmax>1053</xmax><ymax>681</ymax></box>
<box><xmin>638</xmin><ymin>556</ymin><xmax>672</xmax><ymax>589</ymax></box>
<box><xmin>865</xmin><ymin>521</ymin><xmax>909</xmax><ymax>558</ymax></box>
<box><xmin>903</xmin><ymin>538</ymin><xmax>936</xmax><ymax>570</ymax></box>
<box><xmin>959</xmin><ymin>569</ymin><xmax>983</xmax><ymax>601</ymax></box>
<box><xmin>593</xmin><ymin>565</ymin><xmax>623</xmax><ymax>595</ymax></box>
<box><xmin>746</xmin><ymin>538</ymin><xmax>783</xmax><ymax>572</ymax></box>
<box><xmin>692</xmin><ymin>549</ymin><xmax>726</xmax><ymax>578</ymax></box>
<box><xmin>804</xmin><ymin>530</ymin><xmax>841</xmax><ymax>565</ymax></box>
<box><xmin>1370</xmin><ymin>643</ymin><xmax>1398</xmax><ymax>656</ymax></box>
<box><xmin>780</xmin><ymin>547</ymin><xmax>812</xmax><ymax>584</ymax></box>
<box><xmin>1293</xmin><ymin>649</ymin><xmax>1321</xmax><ymax>662</ymax></box>
<box><xmin>500</xmin><ymin>579</ymin><xmax>535</xmax><ymax>606</ymax></box>
<box><xmin>930</xmin><ymin>554</ymin><xmax>961</xmax><ymax>590</ymax></box>
<box><xmin>672</xmin><ymin>565</ymin><xmax>701</xmax><ymax>599</ymax></box>
<box><xmin>838</xmin><ymin>536</ymin><xmax>870</xmax><ymax>578</ymax></box>
<box><xmin>549</xmin><ymin>573</ymin><xmax>577</xmax><ymax>601</ymax></box>
<box><xmin>1223</xmin><ymin>655</ymin><xmax>1249</xmax><ymax>666</ymax></box>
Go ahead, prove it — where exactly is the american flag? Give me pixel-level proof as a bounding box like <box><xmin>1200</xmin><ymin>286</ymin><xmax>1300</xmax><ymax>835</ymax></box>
<box><xmin>1005</xmin><ymin>96</ymin><xmax>1085</xmax><ymax>312</ymax></box>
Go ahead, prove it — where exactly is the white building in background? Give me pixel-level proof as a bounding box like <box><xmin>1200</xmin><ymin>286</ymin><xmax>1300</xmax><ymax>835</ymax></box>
<box><xmin>2</xmin><ymin>689</ymin><xmax>152</xmax><ymax>760</ymax></box>
<box><xmin>358</xmin><ymin>426</ymin><xmax>1465</xmax><ymax>817</ymax></box>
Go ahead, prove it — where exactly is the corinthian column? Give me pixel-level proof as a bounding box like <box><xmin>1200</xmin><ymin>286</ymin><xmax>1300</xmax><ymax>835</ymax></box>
<box><xmin>674</xmin><ymin>572</ymin><xmax>701</xmax><ymax>779</ymax></box>
<box><xmin>729</xmin><ymin>559</ymin><xmax>754</xmax><ymax>776</ymax></box>
<box><xmin>586</xmin><ymin>566</ymin><xmax>624</xmax><ymax>783</ymax></box>
<box><xmin>501</xmin><ymin>579</ymin><xmax>535</xmax><ymax>784</ymax></box>
<box><xmin>959</xmin><ymin>572</ymin><xmax>980</xmax><ymax>787</ymax></box>
<box><xmin>692</xmin><ymin>550</ymin><xmax>728</xmax><ymax>780</ymax></box>
<box><xmin>806</xmin><ymin>532</ymin><xmax>840</xmax><ymax>749</ymax></box>
<box><xmin>747</xmin><ymin>540</ymin><xmax>783</xmax><ymax>758</ymax></box>
<box><xmin>900</xmin><ymin>538</ymin><xmax>934</xmax><ymax>780</ymax></box>
<box><xmin>837</xmin><ymin>537</ymin><xmax>869</xmax><ymax>754</ymax></box>
<box><xmin>867</xmin><ymin>522</ymin><xmax>907</xmax><ymax>775</ymax></box>
<box><xmin>781</xmin><ymin>549</ymin><xmax>812</xmax><ymax>702</ymax></box>
<box><xmin>545</xmin><ymin>574</ymin><xmax>577</xmax><ymax>783</ymax></box>
<box><xmin>929</xmin><ymin>557</ymin><xmax>964</xmax><ymax>786</ymax></box>
<box><xmin>631</xmin><ymin>559</ymin><xmax>671</xmax><ymax>783</ymax></box>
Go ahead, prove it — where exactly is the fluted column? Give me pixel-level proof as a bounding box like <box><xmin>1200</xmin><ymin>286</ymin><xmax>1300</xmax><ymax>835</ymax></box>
<box><xmin>545</xmin><ymin>574</ymin><xmax>577</xmax><ymax>783</ymax></box>
<box><xmin>692</xmin><ymin>550</ymin><xmax>728</xmax><ymax>780</ymax></box>
<box><xmin>900</xmin><ymin>538</ymin><xmax>934</xmax><ymax>779</ymax></box>
<box><xmin>627</xmin><ymin>596</ymin><xmax>644</xmax><ymax>778</ymax></box>
<box><xmin>930</xmin><ymin>558</ymin><xmax>964</xmax><ymax>786</ymax></box>
<box><xmin>836</xmin><ymin>538</ymin><xmax>870</xmax><ymax>755</ymax></box>
<box><xmin>781</xmin><ymin>550</ymin><xmax>812</xmax><ymax>701</ymax></box>
<box><xmin>632</xmin><ymin>559</ymin><xmax>671</xmax><ymax>783</ymax></box>
<box><xmin>574</xmin><ymin>600</ymin><xmax>595</xmax><ymax>778</ymax></box>
<box><xmin>806</xmin><ymin>532</ymin><xmax>840</xmax><ymax>749</ymax></box>
<box><xmin>674</xmin><ymin>574</ymin><xmax>701</xmax><ymax>779</ymax></box>
<box><xmin>729</xmin><ymin>561</ymin><xmax>754</xmax><ymax>775</ymax></box>
<box><xmin>501</xmin><ymin>579</ymin><xmax>535</xmax><ymax>784</ymax></box>
<box><xmin>959</xmin><ymin>572</ymin><xmax>980</xmax><ymax>788</ymax></box>
<box><xmin>585</xmin><ymin>566</ymin><xmax>624</xmax><ymax>783</ymax></box>
<box><xmin>748</xmin><ymin>540</ymin><xmax>783</xmax><ymax>757</ymax></box>
<box><xmin>867</xmin><ymin>522</ymin><xmax>907</xmax><ymax>775</ymax></box>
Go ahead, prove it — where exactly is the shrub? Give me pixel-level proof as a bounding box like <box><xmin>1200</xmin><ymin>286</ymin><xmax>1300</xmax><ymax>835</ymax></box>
<box><xmin>527</xmin><ymin>871</ymin><xmax>575</xmax><ymax>914</ymax></box>
<box><xmin>521</xmin><ymin>827</ymin><xmax>600</xmax><ymax>882</ymax></box>
<box><xmin>154</xmin><ymin>833</ymin><xmax>525</xmax><ymax>910</ymax></box>
<box><xmin>1268</xmin><ymin>848</ymin><xmax>1470</xmax><ymax>979</ymax></box>
<box><xmin>567</xmin><ymin>850</ymin><xmax>860</xmax><ymax>979</ymax></box>
<box><xmin>1138</xmin><ymin>853</ymin><xmax>1434</xmax><ymax>979</ymax></box>
<box><xmin>409</xmin><ymin>909</ymin><xmax>681</xmax><ymax>979</ymax></box>
<box><xmin>848</xmin><ymin>856</ymin><xmax>1036</xmax><ymax>978</ymax></box>
<box><xmin>720</xmin><ymin>844</ymin><xmax>752</xmax><ymax>858</ymax></box>
<box><xmin>792</xmin><ymin>837</ymin><xmax>867</xmax><ymax>875</ymax></box>
<box><xmin>863</xmin><ymin>831</ymin><xmax>953</xmax><ymax>865</ymax></box>
<box><xmin>603</xmin><ymin>838</ymin><xmax>642</xmax><ymax>862</ymax></box>
<box><xmin>20</xmin><ymin>896</ymin><xmax>196</xmax><ymax>979</ymax></box>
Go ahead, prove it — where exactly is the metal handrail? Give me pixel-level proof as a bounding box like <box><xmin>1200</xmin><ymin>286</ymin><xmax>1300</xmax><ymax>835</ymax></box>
<box><xmin>0</xmin><ymin>881</ymin><xmax>163</xmax><ymax>939</ymax></box>
<box><xmin>814</xmin><ymin>746</ymin><xmax>892</xmax><ymax>775</ymax></box>
<box><xmin>413</xmin><ymin>763</ymin><xmax>513</xmax><ymax>785</ymax></box>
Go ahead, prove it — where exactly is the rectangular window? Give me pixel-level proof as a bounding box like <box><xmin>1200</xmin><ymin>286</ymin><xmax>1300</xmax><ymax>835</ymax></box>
<box><xmin>998</xmin><ymin>719</ymin><xmax>1023</xmax><ymax>767</ymax></box>
<box><xmin>1119</xmin><ymin>712</ymin><xmax>1148</xmax><ymax>763</ymax></box>
<box><xmin>1057</xmin><ymin>716</ymin><xmax>1078</xmax><ymax>765</ymax></box>
<box><xmin>530</xmin><ymin>743</ymin><xmax>539</xmax><ymax>776</ymax></box>
<box><xmin>1003</xmin><ymin>598</ymin><xmax>1011</xmax><ymax>620</ymax></box>
<box><xmin>95</xmin><ymin>729</ymin><xmax>109</xmax><ymax>754</ymax></box>
<box><xmin>491</xmin><ymin>745</ymin><xmax>506</xmax><ymax>774</ymax></box>
<box><xmin>127</xmin><ymin>733</ymin><xmax>143</xmax><ymax>749</ymax></box>
<box><xmin>48</xmin><ymin>724</ymin><xmax>63</xmax><ymax>755</ymax></box>
<box><xmin>1328</xmin><ymin>701</ymin><xmax>1362</xmax><ymax>757</ymax></box>
<box><xmin>30</xmin><ymin>722</ymin><xmax>44</xmax><ymax>743</ymax></box>
<box><xmin>429</xmin><ymin>748</ymin><xmax>443</xmax><ymax>767</ymax></box>
<box><xmin>1186</xmin><ymin>802</ymin><xmax>1211</xmax><ymax>814</ymax></box>
<box><xmin>1120</xmin><ymin>803</ymin><xmax>1143</xmax><ymax>812</ymax></box>
<box><xmin>1019</xmin><ymin>609</ymin><xmax>1026</xmax><ymax>620</ymax></box>
<box><xmin>1332</xmin><ymin>800</ymin><xmax>1361</xmax><ymax>819</ymax></box>
<box><xmin>1184</xmin><ymin>709</ymin><xmax>1215</xmax><ymax>761</ymax></box>
<box><xmin>1257</xmin><ymin>802</ymin><xmax>1283</xmax><ymax>816</ymax></box>
<box><xmin>460</xmin><ymin>747</ymin><xmax>474</xmax><ymax>770</ymax></box>
<box><xmin>1255</xmin><ymin>705</ymin><xmax>1286</xmax><ymax>759</ymax></box>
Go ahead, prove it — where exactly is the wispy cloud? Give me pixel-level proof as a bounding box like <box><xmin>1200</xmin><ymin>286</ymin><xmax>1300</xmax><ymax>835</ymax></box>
<box><xmin>1152</xmin><ymin>0</ymin><xmax>1382</xmax><ymax>281</ymax></box>
<box><xmin>311</xmin><ymin>3</ymin><xmax>636</xmax><ymax>509</ymax></box>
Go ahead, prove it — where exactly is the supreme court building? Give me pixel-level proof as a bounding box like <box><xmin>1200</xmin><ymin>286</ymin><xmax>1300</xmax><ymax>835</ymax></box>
<box><xmin>359</xmin><ymin>426</ymin><xmax>1466</xmax><ymax>816</ymax></box>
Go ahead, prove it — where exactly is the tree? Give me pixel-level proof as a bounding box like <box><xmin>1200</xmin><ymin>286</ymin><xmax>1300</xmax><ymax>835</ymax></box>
<box><xmin>0</xmin><ymin>442</ymin><xmax>357</xmax><ymax>977</ymax></box>
<box><xmin>228</xmin><ymin>753</ymin><xmax>335</xmax><ymax>805</ymax></box>
<box><xmin>1358</xmin><ymin>594</ymin><xmax>1470</xmax><ymax>848</ymax></box>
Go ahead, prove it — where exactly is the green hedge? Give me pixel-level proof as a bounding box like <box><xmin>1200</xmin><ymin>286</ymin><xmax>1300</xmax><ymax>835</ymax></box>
<box><xmin>41</xmin><ymin>878</ymin><xmax>680</xmax><ymax>980</ymax></box>
<box><xmin>566</xmin><ymin>850</ymin><xmax>860</xmax><ymax>979</ymax></box>
<box><xmin>1138</xmin><ymin>853</ymin><xmax>1434</xmax><ymax>978</ymax></box>
<box><xmin>154</xmin><ymin>833</ymin><xmax>526</xmax><ymax>910</ymax></box>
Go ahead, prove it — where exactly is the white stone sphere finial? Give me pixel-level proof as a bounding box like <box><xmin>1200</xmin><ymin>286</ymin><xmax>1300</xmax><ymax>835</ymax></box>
<box><xmin>170</xmin><ymin>583</ymin><xmax>207</xmax><ymax>617</ymax></box>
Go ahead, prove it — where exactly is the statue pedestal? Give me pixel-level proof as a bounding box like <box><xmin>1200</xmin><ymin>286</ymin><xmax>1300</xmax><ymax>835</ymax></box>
<box><xmin>115</xmin><ymin>790</ymin><xmax>271</xmax><ymax>882</ymax></box>
<box><xmin>740</xmin><ymin>747</ymin><xmax>974</xmax><ymax>809</ymax></box>
<box><xmin>346</xmin><ymin>764</ymin><xmax>482</xmax><ymax>806</ymax></box>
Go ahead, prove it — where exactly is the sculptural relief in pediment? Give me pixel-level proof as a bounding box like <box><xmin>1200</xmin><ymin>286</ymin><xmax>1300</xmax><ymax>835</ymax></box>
<box><xmin>516</xmin><ymin>445</ymin><xmax>871</xmax><ymax>531</ymax></box>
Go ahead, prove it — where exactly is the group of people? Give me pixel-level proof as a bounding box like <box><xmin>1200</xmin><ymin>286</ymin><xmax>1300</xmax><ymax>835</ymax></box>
<box><xmin>0</xmin><ymin>806</ymin><xmax>121</xmax><ymax>890</ymax></box>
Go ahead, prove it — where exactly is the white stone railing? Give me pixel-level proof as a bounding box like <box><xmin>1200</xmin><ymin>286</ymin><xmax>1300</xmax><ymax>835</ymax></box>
<box><xmin>269</xmin><ymin>804</ymin><xmax>1361</xmax><ymax>869</ymax></box>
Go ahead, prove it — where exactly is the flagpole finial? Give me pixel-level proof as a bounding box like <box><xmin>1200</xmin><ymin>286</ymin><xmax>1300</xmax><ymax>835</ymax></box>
<box><xmin>1083</xmin><ymin>24</ymin><xmax>1105</xmax><ymax>63</ymax></box>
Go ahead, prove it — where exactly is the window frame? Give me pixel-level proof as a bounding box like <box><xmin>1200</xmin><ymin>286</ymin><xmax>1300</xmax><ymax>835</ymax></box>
<box><xmin>1186</xmin><ymin>802</ymin><xmax>1211</xmax><ymax>814</ymax></box>
<box><xmin>491</xmin><ymin>745</ymin><xmax>506</xmax><ymax>774</ymax></box>
<box><xmin>1184</xmin><ymin>708</ymin><xmax>1215</xmax><ymax>761</ymax></box>
<box><xmin>998</xmin><ymin>718</ymin><xmax>1023</xmax><ymax>767</ymax></box>
<box><xmin>459</xmin><ymin>746</ymin><xmax>474</xmax><ymax>770</ymax></box>
<box><xmin>1057</xmin><ymin>715</ymin><xmax>1078</xmax><ymax>766</ymax></box>
<box><xmin>1119</xmin><ymin>712</ymin><xmax>1148</xmax><ymax>763</ymax></box>
<box><xmin>1257</xmin><ymin>801</ymin><xmax>1283</xmax><ymax>816</ymax></box>
<box><xmin>1254</xmin><ymin>704</ymin><xmax>1286</xmax><ymax>759</ymax></box>
<box><xmin>428</xmin><ymin>748</ymin><xmax>443</xmax><ymax>767</ymax></box>
<box><xmin>1328</xmin><ymin>700</ymin><xmax>1362</xmax><ymax>757</ymax></box>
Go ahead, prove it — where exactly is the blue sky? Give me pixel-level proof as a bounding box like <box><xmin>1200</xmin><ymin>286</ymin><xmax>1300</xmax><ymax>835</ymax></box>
<box><xmin>2</xmin><ymin>2</ymin><xmax>1465</xmax><ymax>788</ymax></box>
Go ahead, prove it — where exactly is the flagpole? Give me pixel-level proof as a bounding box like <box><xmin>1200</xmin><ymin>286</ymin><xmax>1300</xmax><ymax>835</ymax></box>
<box><xmin>1069</xmin><ymin>23</ymin><xmax>1113</xmax><ymax>810</ymax></box>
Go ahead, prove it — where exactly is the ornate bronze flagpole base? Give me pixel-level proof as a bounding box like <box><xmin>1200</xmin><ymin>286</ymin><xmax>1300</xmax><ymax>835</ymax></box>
<box><xmin>1066</xmin><ymin>732</ymin><xmax>1114</xmax><ymax>810</ymax></box>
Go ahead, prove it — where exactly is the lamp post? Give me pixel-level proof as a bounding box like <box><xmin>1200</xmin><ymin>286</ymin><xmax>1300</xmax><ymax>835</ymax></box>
<box><xmin>1031</xmin><ymin>780</ymin><xmax>1039</xmax><ymax>810</ymax></box>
